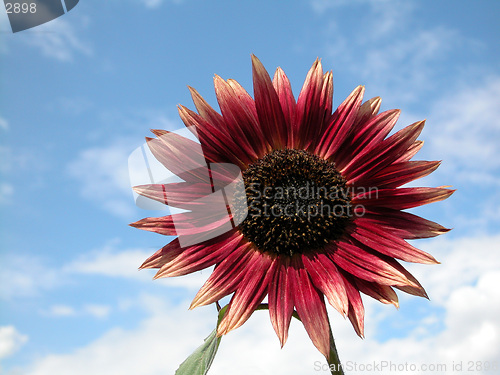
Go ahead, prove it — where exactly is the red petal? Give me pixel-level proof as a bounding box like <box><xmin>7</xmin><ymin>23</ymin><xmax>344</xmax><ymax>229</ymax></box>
<box><xmin>190</xmin><ymin>241</ymin><xmax>255</xmax><ymax>308</ymax></box>
<box><xmin>272</xmin><ymin>67</ymin><xmax>297</xmax><ymax>148</ymax></box>
<box><xmin>130</xmin><ymin>216</ymin><xmax>177</xmax><ymax>236</ymax></box>
<box><xmin>268</xmin><ymin>257</ymin><xmax>295</xmax><ymax>347</ymax></box>
<box><xmin>353</xmin><ymin>187</ymin><xmax>455</xmax><ymax>210</ymax></box>
<box><xmin>177</xmin><ymin>104</ymin><xmax>249</xmax><ymax>167</ymax></box>
<box><xmin>188</xmin><ymin>86</ymin><xmax>227</xmax><ymax>131</ymax></box>
<box><xmin>340</xmin><ymin>273</ymin><xmax>365</xmax><ymax>338</ymax></box>
<box><xmin>359</xmin><ymin>208</ymin><xmax>451</xmax><ymax>239</ymax></box>
<box><xmin>153</xmin><ymin>230</ymin><xmax>243</xmax><ymax>278</ymax></box>
<box><xmin>290</xmin><ymin>256</ymin><xmax>331</xmax><ymax>359</ymax></box>
<box><xmin>251</xmin><ymin>55</ymin><xmax>288</xmax><ymax>149</ymax></box>
<box><xmin>344</xmin><ymin>120</ymin><xmax>425</xmax><ymax>184</ymax></box>
<box><xmin>349</xmin><ymin>218</ymin><xmax>439</xmax><ymax>264</ymax></box>
<box><xmin>394</xmin><ymin>140</ymin><xmax>424</xmax><ymax>163</ymax></box>
<box><xmin>295</xmin><ymin>59</ymin><xmax>325</xmax><ymax>149</ymax></box>
<box><xmin>330</xmin><ymin>239</ymin><xmax>419</xmax><ymax>287</ymax></box>
<box><xmin>355</xmin><ymin>96</ymin><xmax>382</xmax><ymax>125</ymax></box>
<box><xmin>214</xmin><ymin>75</ymin><xmax>265</xmax><ymax>159</ymax></box>
<box><xmin>315</xmin><ymin>85</ymin><xmax>365</xmax><ymax>160</ymax></box>
<box><xmin>130</xmin><ymin>208</ymin><xmax>233</xmax><ymax>237</ymax></box>
<box><xmin>336</xmin><ymin>109</ymin><xmax>399</xmax><ymax>171</ymax></box>
<box><xmin>217</xmin><ymin>253</ymin><xmax>276</xmax><ymax>335</ymax></box>
<box><xmin>302</xmin><ymin>253</ymin><xmax>348</xmax><ymax>316</ymax></box>
<box><xmin>365</xmin><ymin>160</ymin><xmax>441</xmax><ymax>188</ymax></box>
<box><xmin>145</xmin><ymin>132</ymin><xmax>211</xmax><ymax>184</ymax></box>
<box><xmin>354</xmin><ymin>278</ymin><xmax>399</xmax><ymax>307</ymax></box>
<box><xmin>133</xmin><ymin>182</ymin><xmax>212</xmax><ymax>209</ymax></box>
<box><xmin>139</xmin><ymin>238</ymin><xmax>183</xmax><ymax>269</ymax></box>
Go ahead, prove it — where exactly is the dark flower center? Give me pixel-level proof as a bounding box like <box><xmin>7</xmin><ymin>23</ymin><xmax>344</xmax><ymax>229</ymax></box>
<box><xmin>238</xmin><ymin>149</ymin><xmax>352</xmax><ymax>256</ymax></box>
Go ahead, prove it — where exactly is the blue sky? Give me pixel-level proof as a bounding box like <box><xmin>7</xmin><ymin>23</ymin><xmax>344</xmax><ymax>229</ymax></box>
<box><xmin>1</xmin><ymin>0</ymin><xmax>499</xmax><ymax>374</ymax></box>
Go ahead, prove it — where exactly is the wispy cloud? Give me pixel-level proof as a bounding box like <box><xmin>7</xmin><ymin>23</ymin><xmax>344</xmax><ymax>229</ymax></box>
<box><xmin>0</xmin><ymin>116</ymin><xmax>8</xmax><ymax>131</ymax></box>
<box><xmin>426</xmin><ymin>75</ymin><xmax>500</xmax><ymax>175</ymax></box>
<box><xmin>16</xmin><ymin>16</ymin><xmax>92</xmax><ymax>62</ymax></box>
<box><xmin>0</xmin><ymin>326</ymin><xmax>28</xmax><ymax>363</ymax></box>
<box><xmin>0</xmin><ymin>183</ymin><xmax>13</xmax><ymax>204</ymax></box>
<box><xmin>13</xmin><ymin>234</ymin><xmax>500</xmax><ymax>374</ymax></box>
<box><xmin>313</xmin><ymin>0</ymin><xmax>477</xmax><ymax>104</ymax></box>
<box><xmin>42</xmin><ymin>304</ymin><xmax>111</xmax><ymax>319</ymax></box>
<box><xmin>66</xmin><ymin>138</ymin><xmax>138</xmax><ymax>218</ymax></box>
<box><xmin>0</xmin><ymin>256</ymin><xmax>62</xmax><ymax>300</ymax></box>
<box><xmin>136</xmin><ymin>0</ymin><xmax>184</xmax><ymax>8</ymax></box>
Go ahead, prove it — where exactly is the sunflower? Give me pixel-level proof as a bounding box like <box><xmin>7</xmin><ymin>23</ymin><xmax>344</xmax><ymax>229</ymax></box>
<box><xmin>130</xmin><ymin>56</ymin><xmax>454</xmax><ymax>359</ymax></box>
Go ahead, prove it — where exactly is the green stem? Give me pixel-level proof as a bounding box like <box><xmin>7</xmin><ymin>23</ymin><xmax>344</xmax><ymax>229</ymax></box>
<box><xmin>255</xmin><ymin>303</ymin><xmax>344</xmax><ymax>375</ymax></box>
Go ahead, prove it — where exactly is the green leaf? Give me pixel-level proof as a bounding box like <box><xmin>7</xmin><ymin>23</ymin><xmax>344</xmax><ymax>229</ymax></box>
<box><xmin>175</xmin><ymin>306</ymin><xmax>227</xmax><ymax>375</ymax></box>
<box><xmin>175</xmin><ymin>329</ymin><xmax>221</xmax><ymax>375</ymax></box>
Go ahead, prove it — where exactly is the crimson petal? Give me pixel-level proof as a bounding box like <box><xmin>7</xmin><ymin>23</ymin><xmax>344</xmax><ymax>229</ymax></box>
<box><xmin>349</xmin><ymin>218</ymin><xmax>439</xmax><ymax>264</ymax></box>
<box><xmin>268</xmin><ymin>257</ymin><xmax>295</xmax><ymax>347</ymax></box>
<box><xmin>272</xmin><ymin>67</ymin><xmax>297</xmax><ymax>148</ymax></box>
<box><xmin>353</xmin><ymin>187</ymin><xmax>455</xmax><ymax>210</ymax></box>
<box><xmin>217</xmin><ymin>253</ymin><xmax>276</xmax><ymax>335</ymax></box>
<box><xmin>290</xmin><ymin>256</ymin><xmax>331</xmax><ymax>359</ymax></box>
<box><xmin>303</xmin><ymin>253</ymin><xmax>348</xmax><ymax>316</ymax></box>
<box><xmin>190</xmin><ymin>241</ymin><xmax>255</xmax><ymax>308</ymax></box>
<box><xmin>154</xmin><ymin>230</ymin><xmax>242</xmax><ymax>278</ymax></box>
<box><xmin>252</xmin><ymin>55</ymin><xmax>288</xmax><ymax>149</ymax></box>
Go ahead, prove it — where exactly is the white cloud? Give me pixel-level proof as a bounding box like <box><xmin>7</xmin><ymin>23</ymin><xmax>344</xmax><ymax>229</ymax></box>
<box><xmin>0</xmin><ymin>183</ymin><xmax>13</xmax><ymax>204</ymax></box>
<box><xmin>136</xmin><ymin>0</ymin><xmax>184</xmax><ymax>8</ymax></box>
<box><xmin>0</xmin><ymin>326</ymin><xmax>28</xmax><ymax>362</ymax></box>
<box><xmin>0</xmin><ymin>256</ymin><xmax>61</xmax><ymax>300</ymax></box>
<box><xmin>43</xmin><ymin>305</ymin><xmax>77</xmax><ymax>317</ymax></box>
<box><xmin>426</xmin><ymin>75</ymin><xmax>500</xmax><ymax>174</ymax></box>
<box><xmin>66</xmin><ymin>241</ymin><xmax>152</xmax><ymax>281</ymax></box>
<box><xmin>0</xmin><ymin>117</ymin><xmax>8</xmax><ymax>131</ymax></box>
<box><xmin>66</xmin><ymin>139</ymin><xmax>138</xmax><ymax>218</ymax></box>
<box><xmin>17</xmin><ymin>15</ymin><xmax>92</xmax><ymax>62</ymax></box>
<box><xmin>42</xmin><ymin>304</ymin><xmax>111</xmax><ymax>319</ymax></box>
<box><xmin>84</xmin><ymin>304</ymin><xmax>111</xmax><ymax>319</ymax></box>
<box><xmin>315</xmin><ymin>0</ymin><xmax>477</xmax><ymax>105</ymax></box>
<box><xmin>0</xmin><ymin>239</ymin><xmax>210</xmax><ymax>303</ymax></box>
<box><xmin>13</xmin><ymin>233</ymin><xmax>500</xmax><ymax>375</ymax></box>
<box><xmin>66</xmin><ymin>240</ymin><xmax>213</xmax><ymax>290</ymax></box>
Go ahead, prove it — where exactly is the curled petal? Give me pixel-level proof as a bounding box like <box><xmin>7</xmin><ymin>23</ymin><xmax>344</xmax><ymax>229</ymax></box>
<box><xmin>178</xmin><ymin>104</ymin><xmax>249</xmax><ymax>167</ymax></box>
<box><xmin>395</xmin><ymin>140</ymin><xmax>424</xmax><ymax>163</ymax></box>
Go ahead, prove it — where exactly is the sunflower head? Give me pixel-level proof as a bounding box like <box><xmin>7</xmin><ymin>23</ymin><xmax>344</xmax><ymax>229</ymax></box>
<box><xmin>131</xmin><ymin>55</ymin><xmax>454</xmax><ymax>358</ymax></box>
